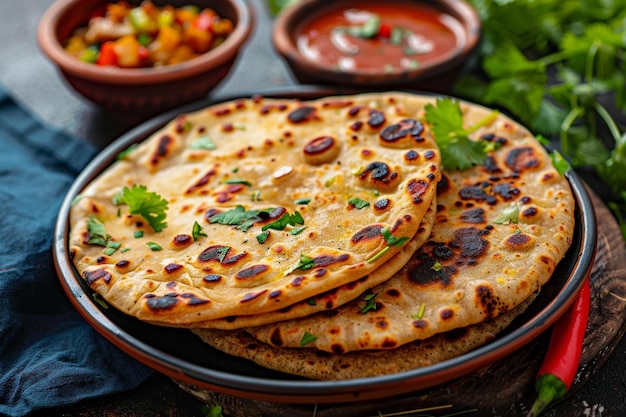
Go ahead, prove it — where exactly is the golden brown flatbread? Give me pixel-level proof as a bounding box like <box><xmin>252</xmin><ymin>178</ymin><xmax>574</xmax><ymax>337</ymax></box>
<box><xmin>68</xmin><ymin>92</ymin><xmax>441</xmax><ymax>324</ymax></box>
<box><xmin>192</xmin><ymin>293</ymin><xmax>537</xmax><ymax>380</ymax></box>
<box><xmin>244</xmin><ymin>100</ymin><xmax>575</xmax><ymax>353</ymax></box>
<box><xmin>151</xmin><ymin>202</ymin><xmax>436</xmax><ymax>329</ymax></box>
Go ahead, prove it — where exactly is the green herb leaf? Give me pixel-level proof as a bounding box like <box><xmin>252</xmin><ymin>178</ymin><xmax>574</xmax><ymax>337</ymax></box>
<box><xmin>256</xmin><ymin>231</ymin><xmax>270</xmax><ymax>244</ymax></box>
<box><xmin>192</xmin><ymin>221</ymin><xmax>207</xmax><ymax>241</ymax></box>
<box><xmin>348</xmin><ymin>197</ymin><xmax>370</xmax><ymax>209</ymax></box>
<box><xmin>134</xmin><ymin>230</ymin><xmax>144</xmax><ymax>238</ymax></box>
<box><xmin>493</xmin><ymin>204</ymin><xmax>520</xmax><ymax>225</ymax></box>
<box><xmin>359</xmin><ymin>292</ymin><xmax>378</xmax><ymax>314</ymax></box>
<box><xmin>424</xmin><ymin>97</ymin><xmax>498</xmax><ymax>170</ymax></box>
<box><xmin>92</xmin><ymin>293</ymin><xmax>109</xmax><ymax>309</ymax></box>
<box><xmin>380</xmin><ymin>227</ymin><xmax>409</xmax><ymax>247</ymax></box>
<box><xmin>116</xmin><ymin>144</ymin><xmax>138</xmax><ymax>161</ymax></box>
<box><xmin>224</xmin><ymin>179</ymin><xmax>252</xmax><ymax>186</ymax></box>
<box><xmin>146</xmin><ymin>241</ymin><xmax>162</xmax><ymax>251</ymax></box>
<box><xmin>431</xmin><ymin>261</ymin><xmax>442</xmax><ymax>272</ymax></box>
<box><xmin>411</xmin><ymin>303</ymin><xmax>426</xmax><ymax>320</ymax></box>
<box><xmin>189</xmin><ymin>135</ymin><xmax>217</xmax><ymax>151</ymax></box>
<box><xmin>299</xmin><ymin>331</ymin><xmax>318</xmax><ymax>347</ymax></box>
<box><xmin>201</xmin><ymin>404</ymin><xmax>224</xmax><ymax>417</ymax></box>
<box><xmin>294</xmin><ymin>198</ymin><xmax>311</xmax><ymax>205</ymax></box>
<box><xmin>285</xmin><ymin>253</ymin><xmax>315</xmax><ymax>276</ymax></box>
<box><xmin>87</xmin><ymin>216</ymin><xmax>108</xmax><ymax>246</ymax></box>
<box><xmin>550</xmin><ymin>150</ymin><xmax>571</xmax><ymax>175</ymax></box>
<box><xmin>290</xmin><ymin>225</ymin><xmax>307</xmax><ymax>235</ymax></box>
<box><xmin>114</xmin><ymin>185</ymin><xmax>168</xmax><ymax>232</ymax></box>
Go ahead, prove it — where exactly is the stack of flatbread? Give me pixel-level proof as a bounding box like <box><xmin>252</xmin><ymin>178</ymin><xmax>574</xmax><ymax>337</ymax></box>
<box><xmin>68</xmin><ymin>92</ymin><xmax>575</xmax><ymax>380</ymax></box>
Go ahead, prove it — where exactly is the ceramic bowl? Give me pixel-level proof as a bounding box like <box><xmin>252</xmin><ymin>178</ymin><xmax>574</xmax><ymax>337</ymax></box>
<box><xmin>272</xmin><ymin>0</ymin><xmax>481</xmax><ymax>92</ymax></box>
<box><xmin>37</xmin><ymin>0</ymin><xmax>253</xmax><ymax>118</ymax></box>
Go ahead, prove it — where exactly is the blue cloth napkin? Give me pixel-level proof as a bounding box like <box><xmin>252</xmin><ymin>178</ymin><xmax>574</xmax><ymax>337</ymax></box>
<box><xmin>0</xmin><ymin>88</ymin><xmax>153</xmax><ymax>417</ymax></box>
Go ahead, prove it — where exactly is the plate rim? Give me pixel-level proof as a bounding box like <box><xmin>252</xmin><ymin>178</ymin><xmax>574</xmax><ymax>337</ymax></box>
<box><xmin>53</xmin><ymin>88</ymin><xmax>597</xmax><ymax>404</ymax></box>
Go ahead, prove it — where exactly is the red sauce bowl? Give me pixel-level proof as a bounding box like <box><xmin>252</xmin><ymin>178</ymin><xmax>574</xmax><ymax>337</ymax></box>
<box><xmin>273</xmin><ymin>0</ymin><xmax>480</xmax><ymax>92</ymax></box>
<box><xmin>37</xmin><ymin>0</ymin><xmax>254</xmax><ymax>119</ymax></box>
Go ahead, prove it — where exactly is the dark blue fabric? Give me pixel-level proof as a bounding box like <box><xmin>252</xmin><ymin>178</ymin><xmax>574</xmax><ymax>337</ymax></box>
<box><xmin>0</xmin><ymin>88</ymin><xmax>153</xmax><ymax>417</ymax></box>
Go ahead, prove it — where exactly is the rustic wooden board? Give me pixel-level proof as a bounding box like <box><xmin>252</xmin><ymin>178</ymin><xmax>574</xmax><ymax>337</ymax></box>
<box><xmin>176</xmin><ymin>188</ymin><xmax>626</xmax><ymax>417</ymax></box>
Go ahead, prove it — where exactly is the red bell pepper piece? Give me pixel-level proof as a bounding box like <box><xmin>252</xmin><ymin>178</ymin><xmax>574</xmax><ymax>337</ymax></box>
<box><xmin>527</xmin><ymin>277</ymin><xmax>590</xmax><ymax>416</ymax></box>
<box><xmin>378</xmin><ymin>23</ymin><xmax>392</xmax><ymax>38</ymax></box>
<box><xmin>97</xmin><ymin>41</ymin><xmax>118</xmax><ymax>66</ymax></box>
<box><xmin>193</xmin><ymin>10</ymin><xmax>214</xmax><ymax>32</ymax></box>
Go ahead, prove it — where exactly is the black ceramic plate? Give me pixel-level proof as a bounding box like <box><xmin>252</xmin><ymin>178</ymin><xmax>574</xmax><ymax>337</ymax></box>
<box><xmin>53</xmin><ymin>88</ymin><xmax>597</xmax><ymax>404</ymax></box>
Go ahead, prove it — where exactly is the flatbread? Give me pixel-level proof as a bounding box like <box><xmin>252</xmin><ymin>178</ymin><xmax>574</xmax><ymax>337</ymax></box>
<box><xmin>192</xmin><ymin>292</ymin><xmax>537</xmax><ymax>380</ymax></box>
<box><xmin>245</xmin><ymin>102</ymin><xmax>575</xmax><ymax>353</ymax></box>
<box><xmin>69</xmin><ymin>92</ymin><xmax>441</xmax><ymax>324</ymax></box>
<box><xmin>150</xmin><ymin>202</ymin><xmax>436</xmax><ymax>329</ymax></box>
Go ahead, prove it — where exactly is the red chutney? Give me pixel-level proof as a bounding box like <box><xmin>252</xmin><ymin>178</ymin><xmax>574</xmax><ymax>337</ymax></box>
<box><xmin>295</xmin><ymin>2</ymin><xmax>464</xmax><ymax>73</ymax></box>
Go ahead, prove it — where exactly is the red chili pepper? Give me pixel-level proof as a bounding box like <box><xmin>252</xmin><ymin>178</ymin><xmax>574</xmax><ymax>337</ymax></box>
<box><xmin>378</xmin><ymin>23</ymin><xmax>392</xmax><ymax>38</ymax></box>
<box><xmin>97</xmin><ymin>41</ymin><xmax>118</xmax><ymax>66</ymax></box>
<box><xmin>527</xmin><ymin>277</ymin><xmax>590</xmax><ymax>417</ymax></box>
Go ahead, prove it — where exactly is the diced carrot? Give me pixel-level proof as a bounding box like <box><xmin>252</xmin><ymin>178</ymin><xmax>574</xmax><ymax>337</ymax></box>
<box><xmin>184</xmin><ymin>24</ymin><xmax>213</xmax><ymax>53</ymax></box>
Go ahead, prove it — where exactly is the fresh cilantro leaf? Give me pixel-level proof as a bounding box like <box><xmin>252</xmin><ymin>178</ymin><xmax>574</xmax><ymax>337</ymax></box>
<box><xmin>380</xmin><ymin>227</ymin><xmax>409</xmax><ymax>247</ymax></box>
<box><xmin>424</xmin><ymin>97</ymin><xmax>498</xmax><ymax>170</ymax></box>
<box><xmin>134</xmin><ymin>230</ymin><xmax>144</xmax><ymax>238</ymax></box>
<box><xmin>348</xmin><ymin>197</ymin><xmax>370</xmax><ymax>209</ymax></box>
<box><xmin>299</xmin><ymin>331</ymin><xmax>318</xmax><ymax>347</ymax></box>
<box><xmin>209</xmin><ymin>206</ymin><xmax>272</xmax><ymax>232</ymax></box>
<box><xmin>103</xmin><ymin>240</ymin><xmax>121</xmax><ymax>256</ymax></box>
<box><xmin>146</xmin><ymin>241</ymin><xmax>162</xmax><ymax>251</ymax></box>
<box><xmin>359</xmin><ymin>293</ymin><xmax>378</xmax><ymax>314</ymax></box>
<box><xmin>224</xmin><ymin>179</ymin><xmax>252</xmax><ymax>186</ymax></box>
<box><xmin>87</xmin><ymin>216</ymin><xmax>108</xmax><ymax>246</ymax></box>
<box><xmin>550</xmin><ymin>150</ymin><xmax>572</xmax><ymax>175</ymax></box>
<box><xmin>431</xmin><ymin>261</ymin><xmax>442</xmax><ymax>272</ymax></box>
<box><xmin>114</xmin><ymin>185</ymin><xmax>168</xmax><ymax>232</ymax></box>
<box><xmin>192</xmin><ymin>221</ymin><xmax>207</xmax><ymax>241</ymax></box>
<box><xmin>116</xmin><ymin>143</ymin><xmax>138</xmax><ymax>161</ymax></box>
<box><xmin>493</xmin><ymin>204</ymin><xmax>520</xmax><ymax>225</ymax></box>
<box><xmin>262</xmin><ymin>211</ymin><xmax>304</xmax><ymax>231</ymax></box>
<box><xmin>290</xmin><ymin>225</ymin><xmax>307</xmax><ymax>235</ymax></box>
<box><xmin>256</xmin><ymin>231</ymin><xmax>270</xmax><ymax>244</ymax></box>
<box><xmin>201</xmin><ymin>404</ymin><xmax>224</xmax><ymax>417</ymax></box>
<box><xmin>294</xmin><ymin>198</ymin><xmax>311</xmax><ymax>205</ymax></box>
<box><xmin>411</xmin><ymin>303</ymin><xmax>427</xmax><ymax>320</ymax></box>
<box><xmin>189</xmin><ymin>135</ymin><xmax>217</xmax><ymax>151</ymax></box>
<box><xmin>285</xmin><ymin>253</ymin><xmax>315</xmax><ymax>276</ymax></box>
<box><xmin>306</xmin><ymin>298</ymin><xmax>316</xmax><ymax>306</ymax></box>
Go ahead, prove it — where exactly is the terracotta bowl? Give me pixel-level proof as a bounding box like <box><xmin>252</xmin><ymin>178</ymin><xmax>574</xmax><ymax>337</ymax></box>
<box><xmin>272</xmin><ymin>0</ymin><xmax>480</xmax><ymax>93</ymax></box>
<box><xmin>37</xmin><ymin>0</ymin><xmax>253</xmax><ymax>118</ymax></box>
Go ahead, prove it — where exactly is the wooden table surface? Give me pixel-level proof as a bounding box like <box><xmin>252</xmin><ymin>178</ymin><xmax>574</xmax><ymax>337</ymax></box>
<box><xmin>2</xmin><ymin>1</ymin><xmax>626</xmax><ymax>416</ymax></box>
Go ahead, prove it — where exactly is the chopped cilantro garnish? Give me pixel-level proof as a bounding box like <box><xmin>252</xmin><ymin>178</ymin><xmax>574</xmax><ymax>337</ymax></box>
<box><xmin>411</xmin><ymin>303</ymin><xmax>427</xmax><ymax>320</ymax></box>
<box><xmin>348</xmin><ymin>197</ymin><xmax>370</xmax><ymax>209</ymax></box>
<box><xmin>224</xmin><ymin>179</ymin><xmax>252</xmax><ymax>186</ymax></box>
<box><xmin>146</xmin><ymin>241</ymin><xmax>162</xmax><ymax>251</ymax></box>
<box><xmin>134</xmin><ymin>230</ymin><xmax>144</xmax><ymax>238</ymax></box>
<box><xmin>290</xmin><ymin>225</ymin><xmax>307</xmax><ymax>235</ymax></box>
<box><xmin>285</xmin><ymin>253</ymin><xmax>315</xmax><ymax>276</ymax></box>
<box><xmin>306</xmin><ymin>298</ymin><xmax>316</xmax><ymax>306</ymax></box>
<box><xmin>116</xmin><ymin>143</ymin><xmax>138</xmax><ymax>161</ymax></box>
<box><xmin>114</xmin><ymin>185</ymin><xmax>168</xmax><ymax>232</ymax></box>
<box><xmin>359</xmin><ymin>292</ymin><xmax>378</xmax><ymax>314</ymax></box>
<box><xmin>120</xmin><ymin>247</ymin><xmax>131</xmax><ymax>253</ymax></box>
<box><xmin>209</xmin><ymin>205</ymin><xmax>270</xmax><ymax>232</ymax></box>
<box><xmin>262</xmin><ymin>211</ymin><xmax>304</xmax><ymax>231</ymax></box>
<box><xmin>550</xmin><ymin>150</ymin><xmax>571</xmax><ymax>175</ymax></box>
<box><xmin>251</xmin><ymin>190</ymin><xmax>262</xmax><ymax>202</ymax></box>
<box><xmin>216</xmin><ymin>246</ymin><xmax>230</xmax><ymax>263</ymax></box>
<box><xmin>71</xmin><ymin>195</ymin><xmax>84</xmax><ymax>206</ymax></box>
<box><xmin>299</xmin><ymin>331</ymin><xmax>318</xmax><ymax>347</ymax></box>
<box><xmin>493</xmin><ymin>204</ymin><xmax>520</xmax><ymax>225</ymax></box>
<box><xmin>294</xmin><ymin>198</ymin><xmax>311</xmax><ymax>205</ymax></box>
<box><xmin>256</xmin><ymin>231</ymin><xmax>270</xmax><ymax>244</ymax></box>
<box><xmin>189</xmin><ymin>135</ymin><xmax>217</xmax><ymax>150</ymax></box>
<box><xmin>192</xmin><ymin>221</ymin><xmax>207</xmax><ymax>241</ymax></box>
<box><xmin>367</xmin><ymin>227</ymin><xmax>410</xmax><ymax>263</ymax></box>
<box><xmin>87</xmin><ymin>216</ymin><xmax>108</xmax><ymax>246</ymax></box>
<box><xmin>431</xmin><ymin>261</ymin><xmax>443</xmax><ymax>272</ymax></box>
<box><xmin>424</xmin><ymin>97</ymin><xmax>499</xmax><ymax>171</ymax></box>
<box><xmin>103</xmin><ymin>240</ymin><xmax>121</xmax><ymax>256</ymax></box>
<box><xmin>201</xmin><ymin>404</ymin><xmax>224</xmax><ymax>417</ymax></box>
